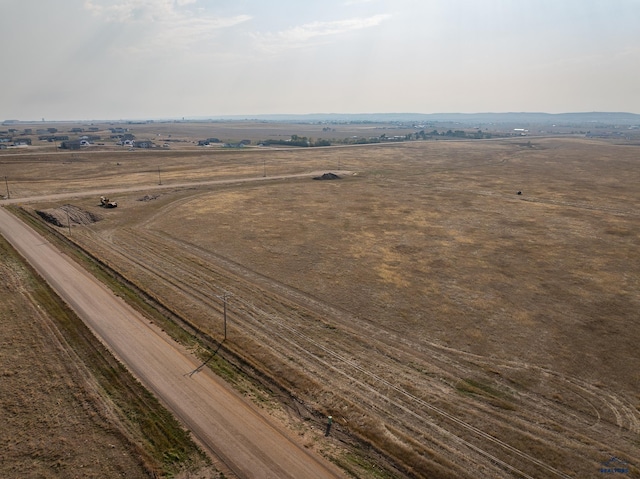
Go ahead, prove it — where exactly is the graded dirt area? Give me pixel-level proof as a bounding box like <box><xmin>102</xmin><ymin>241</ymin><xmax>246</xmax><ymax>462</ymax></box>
<box><xmin>3</xmin><ymin>132</ymin><xmax>639</xmax><ymax>478</ymax></box>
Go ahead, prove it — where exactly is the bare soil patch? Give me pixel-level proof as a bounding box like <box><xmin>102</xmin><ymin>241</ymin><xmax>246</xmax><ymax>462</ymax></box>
<box><xmin>36</xmin><ymin>204</ymin><xmax>102</xmax><ymax>227</ymax></box>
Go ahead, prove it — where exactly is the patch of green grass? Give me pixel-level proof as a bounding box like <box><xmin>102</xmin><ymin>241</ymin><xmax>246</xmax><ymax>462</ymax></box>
<box><xmin>333</xmin><ymin>451</ymin><xmax>398</xmax><ymax>479</ymax></box>
<box><xmin>456</xmin><ymin>378</ymin><xmax>517</xmax><ymax>411</ymax></box>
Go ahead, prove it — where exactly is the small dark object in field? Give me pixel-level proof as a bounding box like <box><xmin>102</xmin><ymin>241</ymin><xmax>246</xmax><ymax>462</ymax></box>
<box><xmin>517</xmin><ymin>191</ymin><xmax>522</xmax><ymax>195</ymax></box>
<box><xmin>313</xmin><ymin>173</ymin><xmax>341</xmax><ymax>180</ymax></box>
<box><xmin>138</xmin><ymin>194</ymin><xmax>159</xmax><ymax>202</ymax></box>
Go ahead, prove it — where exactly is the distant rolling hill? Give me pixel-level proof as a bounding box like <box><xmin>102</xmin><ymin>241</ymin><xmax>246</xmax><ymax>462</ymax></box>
<box><xmin>197</xmin><ymin>112</ymin><xmax>640</xmax><ymax>125</ymax></box>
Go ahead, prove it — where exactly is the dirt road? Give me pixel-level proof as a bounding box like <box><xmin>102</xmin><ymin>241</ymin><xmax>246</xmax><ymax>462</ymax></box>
<box><xmin>0</xmin><ymin>206</ymin><xmax>344</xmax><ymax>479</ymax></box>
<box><xmin>1</xmin><ymin>170</ymin><xmax>353</xmax><ymax>205</ymax></box>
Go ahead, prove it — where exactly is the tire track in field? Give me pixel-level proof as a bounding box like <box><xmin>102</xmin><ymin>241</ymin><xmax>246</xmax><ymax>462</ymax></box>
<box><xmin>100</xmin><ymin>229</ymin><xmax>497</xmax><ymax>476</ymax></box>
<box><xmin>131</xmin><ymin>227</ymin><xmax>640</xmax><ymax>436</ymax></box>
<box><xmin>83</xmin><ymin>226</ymin><xmax>606</xmax><ymax>479</ymax></box>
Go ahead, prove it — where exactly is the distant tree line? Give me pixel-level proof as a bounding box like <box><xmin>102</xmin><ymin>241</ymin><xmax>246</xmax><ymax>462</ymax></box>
<box><xmin>259</xmin><ymin>135</ymin><xmax>331</xmax><ymax>147</ymax></box>
<box><xmin>259</xmin><ymin>129</ymin><xmax>495</xmax><ymax>148</ymax></box>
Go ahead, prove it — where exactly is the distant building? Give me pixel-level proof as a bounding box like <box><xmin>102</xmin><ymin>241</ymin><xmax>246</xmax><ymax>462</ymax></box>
<box><xmin>60</xmin><ymin>140</ymin><xmax>83</xmax><ymax>150</ymax></box>
<box><xmin>199</xmin><ymin>137</ymin><xmax>221</xmax><ymax>146</ymax></box>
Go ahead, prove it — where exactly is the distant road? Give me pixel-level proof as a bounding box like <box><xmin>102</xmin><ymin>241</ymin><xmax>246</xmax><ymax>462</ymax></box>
<box><xmin>0</xmin><ymin>205</ymin><xmax>344</xmax><ymax>479</ymax></box>
<box><xmin>1</xmin><ymin>170</ymin><xmax>354</xmax><ymax>205</ymax></box>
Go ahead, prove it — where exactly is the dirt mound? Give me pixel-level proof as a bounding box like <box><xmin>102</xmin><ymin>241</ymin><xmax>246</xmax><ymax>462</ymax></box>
<box><xmin>313</xmin><ymin>172</ymin><xmax>341</xmax><ymax>180</ymax></box>
<box><xmin>36</xmin><ymin>205</ymin><xmax>102</xmax><ymax>227</ymax></box>
<box><xmin>138</xmin><ymin>194</ymin><xmax>160</xmax><ymax>202</ymax></box>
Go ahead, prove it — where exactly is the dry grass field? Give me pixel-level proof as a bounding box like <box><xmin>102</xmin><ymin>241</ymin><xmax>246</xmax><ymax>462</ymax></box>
<box><xmin>2</xmin><ymin>127</ymin><xmax>639</xmax><ymax>478</ymax></box>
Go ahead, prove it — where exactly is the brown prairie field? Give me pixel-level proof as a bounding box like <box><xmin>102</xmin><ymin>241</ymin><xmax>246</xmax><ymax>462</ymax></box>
<box><xmin>2</xmin><ymin>131</ymin><xmax>639</xmax><ymax>478</ymax></box>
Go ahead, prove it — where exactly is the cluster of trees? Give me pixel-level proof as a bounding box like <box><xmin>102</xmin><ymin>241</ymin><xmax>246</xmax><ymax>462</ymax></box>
<box><xmin>259</xmin><ymin>129</ymin><xmax>495</xmax><ymax>148</ymax></box>
<box><xmin>415</xmin><ymin>129</ymin><xmax>493</xmax><ymax>139</ymax></box>
<box><xmin>259</xmin><ymin>135</ymin><xmax>330</xmax><ymax>147</ymax></box>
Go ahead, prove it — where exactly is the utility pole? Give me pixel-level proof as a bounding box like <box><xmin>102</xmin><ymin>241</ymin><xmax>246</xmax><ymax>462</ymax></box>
<box><xmin>65</xmin><ymin>208</ymin><xmax>71</xmax><ymax>235</ymax></box>
<box><xmin>223</xmin><ymin>293</ymin><xmax>228</xmax><ymax>339</ymax></box>
<box><xmin>4</xmin><ymin>176</ymin><xmax>9</xmax><ymax>199</ymax></box>
<box><xmin>158</xmin><ymin>166</ymin><xmax>162</xmax><ymax>185</ymax></box>
<box><xmin>217</xmin><ymin>292</ymin><xmax>232</xmax><ymax>340</ymax></box>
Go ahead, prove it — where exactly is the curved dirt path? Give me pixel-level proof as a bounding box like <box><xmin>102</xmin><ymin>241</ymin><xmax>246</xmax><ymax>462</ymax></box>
<box><xmin>0</xmin><ymin>206</ymin><xmax>344</xmax><ymax>479</ymax></box>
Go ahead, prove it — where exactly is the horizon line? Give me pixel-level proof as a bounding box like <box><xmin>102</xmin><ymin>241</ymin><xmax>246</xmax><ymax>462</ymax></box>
<box><xmin>4</xmin><ymin>111</ymin><xmax>640</xmax><ymax>124</ymax></box>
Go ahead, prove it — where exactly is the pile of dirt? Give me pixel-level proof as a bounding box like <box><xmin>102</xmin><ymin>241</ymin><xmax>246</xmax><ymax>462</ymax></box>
<box><xmin>138</xmin><ymin>194</ymin><xmax>160</xmax><ymax>202</ymax></box>
<box><xmin>313</xmin><ymin>172</ymin><xmax>341</xmax><ymax>180</ymax></box>
<box><xmin>36</xmin><ymin>205</ymin><xmax>102</xmax><ymax>227</ymax></box>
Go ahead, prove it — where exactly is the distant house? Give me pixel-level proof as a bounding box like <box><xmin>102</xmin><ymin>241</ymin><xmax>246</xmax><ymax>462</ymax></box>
<box><xmin>135</xmin><ymin>140</ymin><xmax>154</xmax><ymax>148</ymax></box>
<box><xmin>60</xmin><ymin>140</ymin><xmax>83</xmax><ymax>150</ymax></box>
<box><xmin>197</xmin><ymin>137</ymin><xmax>222</xmax><ymax>146</ymax></box>
<box><xmin>38</xmin><ymin>135</ymin><xmax>68</xmax><ymax>142</ymax></box>
<box><xmin>14</xmin><ymin>138</ymin><xmax>32</xmax><ymax>146</ymax></box>
<box><xmin>70</xmin><ymin>127</ymin><xmax>84</xmax><ymax>133</ymax></box>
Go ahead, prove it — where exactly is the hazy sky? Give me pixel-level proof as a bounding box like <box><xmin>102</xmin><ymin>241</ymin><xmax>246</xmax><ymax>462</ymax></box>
<box><xmin>2</xmin><ymin>0</ymin><xmax>639</xmax><ymax>120</ymax></box>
